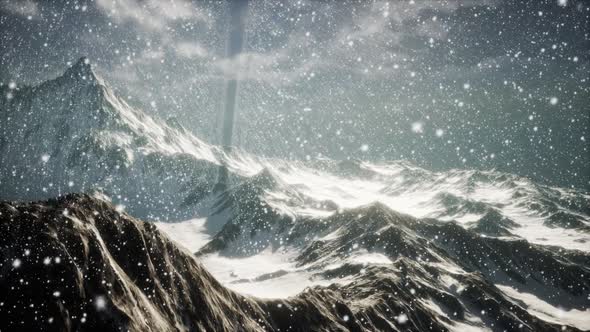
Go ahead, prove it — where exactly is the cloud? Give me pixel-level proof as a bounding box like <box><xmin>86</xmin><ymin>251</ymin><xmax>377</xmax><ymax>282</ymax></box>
<box><xmin>94</xmin><ymin>0</ymin><xmax>505</xmax><ymax>91</ymax></box>
<box><xmin>210</xmin><ymin>0</ymin><xmax>501</xmax><ymax>86</ymax></box>
<box><xmin>212</xmin><ymin>42</ymin><xmax>329</xmax><ymax>86</ymax></box>
<box><xmin>96</xmin><ymin>0</ymin><xmax>211</xmax><ymax>31</ymax></box>
<box><xmin>176</xmin><ymin>42</ymin><xmax>209</xmax><ymax>58</ymax></box>
<box><xmin>0</xmin><ymin>0</ymin><xmax>39</xmax><ymax>17</ymax></box>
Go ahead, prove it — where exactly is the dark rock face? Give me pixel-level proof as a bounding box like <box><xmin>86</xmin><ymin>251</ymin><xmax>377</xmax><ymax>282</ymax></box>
<box><xmin>1</xmin><ymin>195</ymin><xmax>587</xmax><ymax>331</ymax></box>
<box><xmin>0</xmin><ymin>194</ymin><xmax>270</xmax><ymax>331</ymax></box>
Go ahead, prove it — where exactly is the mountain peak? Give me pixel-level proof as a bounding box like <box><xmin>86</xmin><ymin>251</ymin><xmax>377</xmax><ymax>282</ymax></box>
<box><xmin>63</xmin><ymin>56</ymin><xmax>98</xmax><ymax>82</ymax></box>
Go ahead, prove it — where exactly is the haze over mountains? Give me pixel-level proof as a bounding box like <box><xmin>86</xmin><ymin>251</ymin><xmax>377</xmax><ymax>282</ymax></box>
<box><xmin>0</xmin><ymin>60</ymin><xmax>589</xmax><ymax>331</ymax></box>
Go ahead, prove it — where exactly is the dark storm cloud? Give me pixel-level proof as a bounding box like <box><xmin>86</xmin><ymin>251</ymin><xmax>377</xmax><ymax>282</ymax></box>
<box><xmin>0</xmin><ymin>0</ymin><xmax>588</xmax><ymax>188</ymax></box>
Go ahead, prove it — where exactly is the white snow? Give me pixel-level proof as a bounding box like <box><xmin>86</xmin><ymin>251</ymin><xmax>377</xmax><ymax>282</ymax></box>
<box><xmin>249</xmin><ymin>160</ymin><xmax>590</xmax><ymax>252</ymax></box>
<box><xmin>497</xmin><ymin>285</ymin><xmax>590</xmax><ymax>330</ymax></box>
<box><xmin>200</xmin><ymin>249</ymin><xmax>329</xmax><ymax>298</ymax></box>
<box><xmin>154</xmin><ymin>218</ymin><xmax>211</xmax><ymax>253</ymax></box>
<box><xmin>348</xmin><ymin>251</ymin><xmax>392</xmax><ymax>265</ymax></box>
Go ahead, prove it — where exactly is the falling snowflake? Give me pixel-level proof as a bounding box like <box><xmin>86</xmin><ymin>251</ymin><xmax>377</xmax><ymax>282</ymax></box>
<box><xmin>95</xmin><ymin>296</ymin><xmax>107</xmax><ymax>310</ymax></box>
<box><xmin>396</xmin><ymin>313</ymin><xmax>408</xmax><ymax>324</ymax></box>
<box><xmin>411</xmin><ymin>122</ymin><xmax>424</xmax><ymax>134</ymax></box>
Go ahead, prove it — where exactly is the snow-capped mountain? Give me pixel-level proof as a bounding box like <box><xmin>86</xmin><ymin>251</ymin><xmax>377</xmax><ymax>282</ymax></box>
<box><xmin>1</xmin><ymin>58</ymin><xmax>589</xmax><ymax>331</ymax></box>
<box><xmin>0</xmin><ymin>57</ymin><xmax>228</xmax><ymax>220</ymax></box>
<box><xmin>206</xmin><ymin>159</ymin><xmax>590</xmax><ymax>252</ymax></box>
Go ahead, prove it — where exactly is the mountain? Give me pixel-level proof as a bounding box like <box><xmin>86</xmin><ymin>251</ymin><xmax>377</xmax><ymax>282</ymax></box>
<box><xmin>1</xmin><ymin>194</ymin><xmax>585</xmax><ymax>331</ymax></box>
<box><xmin>2</xmin><ymin>58</ymin><xmax>590</xmax><ymax>331</ymax></box>
<box><xmin>199</xmin><ymin>177</ymin><xmax>590</xmax><ymax>303</ymax></box>
<box><xmin>194</xmin><ymin>161</ymin><xmax>590</xmax><ymax>256</ymax></box>
<box><xmin>0</xmin><ymin>57</ymin><xmax>229</xmax><ymax>221</ymax></box>
<box><xmin>187</xmin><ymin>166</ymin><xmax>590</xmax><ymax>330</ymax></box>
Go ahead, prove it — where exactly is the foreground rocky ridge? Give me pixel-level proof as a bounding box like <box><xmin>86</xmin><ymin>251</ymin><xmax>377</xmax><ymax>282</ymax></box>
<box><xmin>0</xmin><ymin>194</ymin><xmax>272</xmax><ymax>331</ymax></box>
<box><xmin>1</xmin><ymin>194</ymin><xmax>586</xmax><ymax>331</ymax></box>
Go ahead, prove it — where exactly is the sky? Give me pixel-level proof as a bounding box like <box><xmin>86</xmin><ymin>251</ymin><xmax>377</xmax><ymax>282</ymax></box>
<box><xmin>0</xmin><ymin>0</ymin><xmax>588</xmax><ymax>189</ymax></box>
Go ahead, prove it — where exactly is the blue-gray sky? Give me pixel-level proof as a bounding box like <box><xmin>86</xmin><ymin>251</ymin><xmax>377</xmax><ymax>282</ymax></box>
<box><xmin>1</xmin><ymin>0</ymin><xmax>588</xmax><ymax>188</ymax></box>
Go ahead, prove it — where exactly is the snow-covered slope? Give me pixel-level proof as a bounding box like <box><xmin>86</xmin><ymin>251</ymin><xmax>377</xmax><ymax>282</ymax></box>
<box><xmin>0</xmin><ymin>57</ymin><xmax>228</xmax><ymax>220</ymax></box>
<box><xmin>152</xmin><ymin>159</ymin><xmax>590</xmax><ymax>330</ymax></box>
<box><xmin>251</xmin><ymin>160</ymin><xmax>590</xmax><ymax>251</ymax></box>
<box><xmin>180</xmin><ymin>162</ymin><xmax>589</xmax><ymax>329</ymax></box>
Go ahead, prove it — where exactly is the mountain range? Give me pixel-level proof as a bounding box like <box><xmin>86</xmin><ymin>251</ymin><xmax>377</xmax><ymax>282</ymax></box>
<box><xmin>0</xmin><ymin>58</ymin><xmax>588</xmax><ymax>331</ymax></box>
